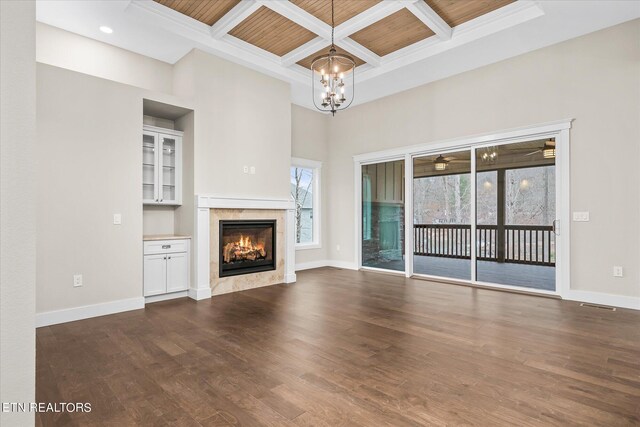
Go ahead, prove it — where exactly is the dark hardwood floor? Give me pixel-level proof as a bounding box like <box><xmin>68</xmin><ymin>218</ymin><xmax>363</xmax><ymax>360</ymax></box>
<box><xmin>36</xmin><ymin>268</ymin><xmax>640</xmax><ymax>426</ymax></box>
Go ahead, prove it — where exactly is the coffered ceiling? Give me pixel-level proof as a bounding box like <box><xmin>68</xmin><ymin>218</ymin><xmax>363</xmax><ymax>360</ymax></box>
<box><xmin>150</xmin><ymin>0</ymin><xmax>518</xmax><ymax>73</ymax></box>
<box><xmin>35</xmin><ymin>1</ymin><xmax>640</xmax><ymax>110</ymax></box>
<box><xmin>154</xmin><ymin>0</ymin><xmax>241</xmax><ymax>26</ymax></box>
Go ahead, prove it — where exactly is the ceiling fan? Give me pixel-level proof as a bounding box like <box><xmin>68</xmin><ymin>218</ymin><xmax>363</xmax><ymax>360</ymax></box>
<box><xmin>433</xmin><ymin>155</ymin><xmax>469</xmax><ymax>171</ymax></box>
<box><xmin>505</xmin><ymin>138</ymin><xmax>556</xmax><ymax>159</ymax></box>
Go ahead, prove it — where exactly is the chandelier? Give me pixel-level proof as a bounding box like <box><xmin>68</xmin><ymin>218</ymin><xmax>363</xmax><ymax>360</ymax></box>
<box><xmin>311</xmin><ymin>0</ymin><xmax>355</xmax><ymax>116</ymax></box>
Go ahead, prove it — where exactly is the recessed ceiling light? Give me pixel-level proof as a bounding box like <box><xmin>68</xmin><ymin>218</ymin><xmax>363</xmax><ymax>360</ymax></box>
<box><xmin>99</xmin><ymin>26</ymin><xmax>113</xmax><ymax>34</ymax></box>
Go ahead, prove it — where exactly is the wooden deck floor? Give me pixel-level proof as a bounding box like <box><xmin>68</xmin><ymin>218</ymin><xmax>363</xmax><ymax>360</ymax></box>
<box><xmin>366</xmin><ymin>256</ymin><xmax>556</xmax><ymax>290</ymax></box>
<box><xmin>36</xmin><ymin>268</ymin><xmax>639</xmax><ymax>426</ymax></box>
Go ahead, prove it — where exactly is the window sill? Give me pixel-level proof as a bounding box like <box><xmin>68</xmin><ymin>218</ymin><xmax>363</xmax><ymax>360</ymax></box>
<box><xmin>295</xmin><ymin>243</ymin><xmax>321</xmax><ymax>251</ymax></box>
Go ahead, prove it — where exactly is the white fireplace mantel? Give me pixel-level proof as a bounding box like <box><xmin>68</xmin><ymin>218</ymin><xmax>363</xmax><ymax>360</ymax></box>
<box><xmin>189</xmin><ymin>195</ymin><xmax>297</xmax><ymax>300</ymax></box>
<box><xmin>197</xmin><ymin>195</ymin><xmax>295</xmax><ymax>210</ymax></box>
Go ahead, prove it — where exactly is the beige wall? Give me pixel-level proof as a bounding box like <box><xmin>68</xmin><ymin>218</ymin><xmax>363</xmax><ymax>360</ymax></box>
<box><xmin>36</xmin><ymin>23</ymin><xmax>173</xmax><ymax>93</ymax></box>
<box><xmin>173</xmin><ymin>49</ymin><xmax>292</xmax><ymax>199</ymax></box>
<box><xmin>291</xmin><ymin>105</ymin><xmax>330</xmax><ymax>265</ymax></box>
<box><xmin>174</xmin><ymin>111</ymin><xmax>196</xmax><ymax>281</ymax></box>
<box><xmin>36</xmin><ymin>38</ymin><xmax>293</xmax><ymax>315</ymax></box>
<box><xmin>326</xmin><ymin>20</ymin><xmax>640</xmax><ymax>298</ymax></box>
<box><xmin>143</xmin><ymin>206</ymin><xmax>175</xmax><ymax>235</ymax></box>
<box><xmin>1</xmin><ymin>1</ymin><xmax>36</xmax><ymax>424</ymax></box>
<box><xmin>36</xmin><ymin>64</ymin><xmax>145</xmax><ymax>312</ymax></box>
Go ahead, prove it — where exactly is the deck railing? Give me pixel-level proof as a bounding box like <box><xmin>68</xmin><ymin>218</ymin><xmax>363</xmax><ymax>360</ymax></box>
<box><xmin>413</xmin><ymin>224</ymin><xmax>555</xmax><ymax>266</ymax></box>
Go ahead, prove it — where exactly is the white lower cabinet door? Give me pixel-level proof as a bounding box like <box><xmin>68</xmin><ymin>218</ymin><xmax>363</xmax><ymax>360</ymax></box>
<box><xmin>144</xmin><ymin>254</ymin><xmax>167</xmax><ymax>296</ymax></box>
<box><xmin>166</xmin><ymin>252</ymin><xmax>188</xmax><ymax>293</ymax></box>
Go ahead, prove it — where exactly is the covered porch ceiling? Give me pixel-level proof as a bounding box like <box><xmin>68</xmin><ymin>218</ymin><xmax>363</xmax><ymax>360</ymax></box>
<box><xmin>413</xmin><ymin>138</ymin><xmax>555</xmax><ymax>179</ymax></box>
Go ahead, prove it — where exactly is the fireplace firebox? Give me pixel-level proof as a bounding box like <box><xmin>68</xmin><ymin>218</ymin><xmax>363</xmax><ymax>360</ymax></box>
<box><xmin>219</xmin><ymin>220</ymin><xmax>276</xmax><ymax>277</ymax></box>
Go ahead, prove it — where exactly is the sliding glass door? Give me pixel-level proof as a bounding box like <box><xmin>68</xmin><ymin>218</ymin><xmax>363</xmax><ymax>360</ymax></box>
<box><xmin>406</xmin><ymin>138</ymin><xmax>557</xmax><ymax>292</ymax></box>
<box><xmin>361</xmin><ymin>159</ymin><xmax>405</xmax><ymax>272</ymax></box>
<box><xmin>475</xmin><ymin>140</ymin><xmax>556</xmax><ymax>291</ymax></box>
<box><xmin>412</xmin><ymin>150</ymin><xmax>471</xmax><ymax>280</ymax></box>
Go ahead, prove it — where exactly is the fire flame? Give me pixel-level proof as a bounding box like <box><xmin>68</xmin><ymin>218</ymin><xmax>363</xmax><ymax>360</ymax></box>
<box><xmin>237</xmin><ymin>234</ymin><xmax>264</xmax><ymax>251</ymax></box>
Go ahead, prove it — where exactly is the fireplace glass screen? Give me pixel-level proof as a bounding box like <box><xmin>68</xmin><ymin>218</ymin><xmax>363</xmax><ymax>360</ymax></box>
<box><xmin>219</xmin><ymin>220</ymin><xmax>276</xmax><ymax>277</ymax></box>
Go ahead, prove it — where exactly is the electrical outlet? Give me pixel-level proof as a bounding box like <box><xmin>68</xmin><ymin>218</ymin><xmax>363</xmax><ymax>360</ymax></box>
<box><xmin>250</xmin><ymin>166</ymin><xmax>256</xmax><ymax>175</ymax></box>
<box><xmin>73</xmin><ymin>274</ymin><xmax>83</xmax><ymax>287</ymax></box>
<box><xmin>243</xmin><ymin>165</ymin><xmax>249</xmax><ymax>173</ymax></box>
<box><xmin>572</xmin><ymin>211</ymin><xmax>590</xmax><ymax>222</ymax></box>
<box><xmin>113</xmin><ymin>213</ymin><xmax>122</xmax><ymax>225</ymax></box>
<box><xmin>613</xmin><ymin>266</ymin><xmax>624</xmax><ymax>277</ymax></box>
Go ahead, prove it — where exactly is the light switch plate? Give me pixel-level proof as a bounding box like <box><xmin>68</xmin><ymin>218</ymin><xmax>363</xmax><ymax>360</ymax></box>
<box><xmin>613</xmin><ymin>266</ymin><xmax>624</xmax><ymax>277</ymax></box>
<box><xmin>572</xmin><ymin>211</ymin><xmax>590</xmax><ymax>222</ymax></box>
<box><xmin>250</xmin><ymin>166</ymin><xmax>256</xmax><ymax>174</ymax></box>
<box><xmin>113</xmin><ymin>214</ymin><xmax>122</xmax><ymax>225</ymax></box>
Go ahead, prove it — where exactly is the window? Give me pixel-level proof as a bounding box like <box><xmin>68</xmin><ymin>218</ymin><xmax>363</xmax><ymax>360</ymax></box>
<box><xmin>291</xmin><ymin>158</ymin><xmax>321</xmax><ymax>249</ymax></box>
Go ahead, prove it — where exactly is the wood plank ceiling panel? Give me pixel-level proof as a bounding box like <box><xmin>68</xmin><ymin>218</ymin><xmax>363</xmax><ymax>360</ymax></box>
<box><xmin>154</xmin><ymin>0</ymin><xmax>241</xmax><ymax>26</ymax></box>
<box><xmin>297</xmin><ymin>44</ymin><xmax>366</xmax><ymax>70</ymax></box>
<box><xmin>425</xmin><ymin>0</ymin><xmax>515</xmax><ymax>27</ymax></box>
<box><xmin>229</xmin><ymin>6</ymin><xmax>318</xmax><ymax>57</ymax></box>
<box><xmin>350</xmin><ymin>9</ymin><xmax>434</xmax><ymax>57</ymax></box>
<box><xmin>290</xmin><ymin>0</ymin><xmax>381</xmax><ymax>26</ymax></box>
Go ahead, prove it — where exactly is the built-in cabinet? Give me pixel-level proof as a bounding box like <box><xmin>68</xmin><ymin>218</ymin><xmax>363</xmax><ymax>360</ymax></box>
<box><xmin>143</xmin><ymin>125</ymin><xmax>183</xmax><ymax>205</ymax></box>
<box><xmin>143</xmin><ymin>238</ymin><xmax>190</xmax><ymax>297</ymax></box>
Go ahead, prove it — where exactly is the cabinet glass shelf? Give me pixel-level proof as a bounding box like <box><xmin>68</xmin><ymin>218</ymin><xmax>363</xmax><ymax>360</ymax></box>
<box><xmin>143</xmin><ymin>163</ymin><xmax>174</xmax><ymax>168</ymax></box>
<box><xmin>143</xmin><ymin>127</ymin><xmax>182</xmax><ymax>205</ymax></box>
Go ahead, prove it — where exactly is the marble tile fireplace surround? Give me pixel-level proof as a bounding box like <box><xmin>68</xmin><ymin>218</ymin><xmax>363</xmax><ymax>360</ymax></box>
<box><xmin>189</xmin><ymin>196</ymin><xmax>296</xmax><ymax>300</ymax></box>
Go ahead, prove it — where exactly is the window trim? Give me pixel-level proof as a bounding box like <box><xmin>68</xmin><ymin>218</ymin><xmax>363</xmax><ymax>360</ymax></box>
<box><xmin>291</xmin><ymin>157</ymin><xmax>322</xmax><ymax>250</ymax></box>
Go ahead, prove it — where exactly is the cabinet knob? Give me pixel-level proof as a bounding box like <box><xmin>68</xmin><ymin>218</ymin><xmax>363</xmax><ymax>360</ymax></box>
<box><xmin>168</xmin><ymin>256</ymin><xmax>171</xmax><ymax>260</ymax></box>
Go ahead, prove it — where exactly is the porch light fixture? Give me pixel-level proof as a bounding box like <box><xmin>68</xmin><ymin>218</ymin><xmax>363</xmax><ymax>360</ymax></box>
<box><xmin>311</xmin><ymin>0</ymin><xmax>355</xmax><ymax>116</ymax></box>
<box><xmin>543</xmin><ymin>143</ymin><xmax>556</xmax><ymax>159</ymax></box>
<box><xmin>434</xmin><ymin>155</ymin><xmax>448</xmax><ymax>171</ymax></box>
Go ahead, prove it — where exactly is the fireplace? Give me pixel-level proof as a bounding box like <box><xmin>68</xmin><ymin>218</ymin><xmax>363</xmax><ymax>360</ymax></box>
<box><xmin>219</xmin><ymin>220</ymin><xmax>276</xmax><ymax>277</ymax></box>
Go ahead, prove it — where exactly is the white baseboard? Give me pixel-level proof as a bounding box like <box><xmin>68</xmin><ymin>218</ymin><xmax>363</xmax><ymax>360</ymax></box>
<box><xmin>188</xmin><ymin>286</ymin><xmax>212</xmax><ymax>300</ymax></box>
<box><xmin>295</xmin><ymin>260</ymin><xmax>359</xmax><ymax>271</ymax></box>
<box><xmin>36</xmin><ymin>297</ymin><xmax>145</xmax><ymax>327</ymax></box>
<box><xmin>327</xmin><ymin>260</ymin><xmax>358</xmax><ymax>270</ymax></box>
<box><xmin>565</xmin><ymin>290</ymin><xmax>640</xmax><ymax>310</ymax></box>
<box><xmin>145</xmin><ymin>291</ymin><xmax>188</xmax><ymax>304</ymax></box>
<box><xmin>295</xmin><ymin>260</ymin><xmax>330</xmax><ymax>271</ymax></box>
<box><xmin>284</xmin><ymin>273</ymin><xmax>297</xmax><ymax>283</ymax></box>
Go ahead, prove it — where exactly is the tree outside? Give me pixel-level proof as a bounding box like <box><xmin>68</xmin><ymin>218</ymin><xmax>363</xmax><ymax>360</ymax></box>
<box><xmin>291</xmin><ymin>167</ymin><xmax>314</xmax><ymax>243</ymax></box>
<box><xmin>414</xmin><ymin>165</ymin><xmax>555</xmax><ymax>226</ymax></box>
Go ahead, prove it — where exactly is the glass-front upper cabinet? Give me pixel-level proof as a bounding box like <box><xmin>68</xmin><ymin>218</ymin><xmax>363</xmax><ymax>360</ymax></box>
<box><xmin>142</xmin><ymin>125</ymin><xmax>182</xmax><ymax>206</ymax></box>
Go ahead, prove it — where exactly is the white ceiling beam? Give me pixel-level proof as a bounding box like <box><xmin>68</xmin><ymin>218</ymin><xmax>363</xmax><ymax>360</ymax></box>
<box><xmin>338</xmin><ymin>38</ymin><xmax>381</xmax><ymax>67</ymax></box>
<box><xmin>258</xmin><ymin>0</ymin><xmax>332</xmax><ymax>40</ymax></box>
<box><xmin>358</xmin><ymin>1</ymin><xmax>545</xmax><ymax>84</ymax></box>
<box><xmin>221</xmin><ymin>35</ymin><xmax>308</xmax><ymax>84</ymax></box>
<box><xmin>406</xmin><ymin>0</ymin><xmax>452</xmax><ymax>40</ymax></box>
<box><xmin>129</xmin><ymin>0</ymin><xmax>544</xmax><ymax>92</ymax></box>
<box><xmin>281</xmin><ymin>37</ymin><xmax>329</xmax><ymax>67</ymax></box>
<box><xmin>333</xmin><ymin>1</ymin><xmax>405</xmax><ymax>40</ymax></box>
<box><xmin>210</xmin><ymin>0</ymin><xmax>261</xmax><ymax>39</ymax></box>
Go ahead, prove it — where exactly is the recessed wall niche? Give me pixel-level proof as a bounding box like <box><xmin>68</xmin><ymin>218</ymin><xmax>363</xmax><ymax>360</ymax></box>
<box><xmin>142</xmin><ymin>99</ymin><xmax>194</xmax><ymax>237</ymax></box>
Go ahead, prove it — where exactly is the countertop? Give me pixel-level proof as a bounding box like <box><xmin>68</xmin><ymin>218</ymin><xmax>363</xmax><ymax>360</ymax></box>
<box><xmin>143</xmin><ymin>234</ymin><xmax>191</xmax><ymax>241</ymax></box>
